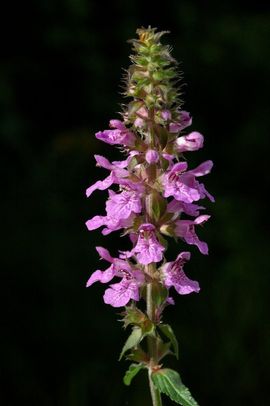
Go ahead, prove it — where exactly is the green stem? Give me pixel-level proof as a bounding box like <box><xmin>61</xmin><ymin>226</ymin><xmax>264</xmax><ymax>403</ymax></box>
<box><xmin>146</xmin><ymin>282</ymin><xmax>163</xmax><ymax>406</ymax></box>
<box><xmin>148</xmin><ymin>367</ymin><xmax>162</xmax><ymax>406</ymax></box>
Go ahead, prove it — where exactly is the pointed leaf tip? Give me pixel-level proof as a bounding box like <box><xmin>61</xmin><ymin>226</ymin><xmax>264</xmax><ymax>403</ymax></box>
<box><xmin>119</xmin><ymin>327</ymin><xmax>143</xmax><ymax>360</ymax></box>
<box><xmin>123</xmin><ymin>363</ymin><xmax>145</xmax><ymax>386</ymax></box>
<box><xmin>158</xmin><ymin>323</ymin><xmax>179</xmax><ymax>359</ymax></box>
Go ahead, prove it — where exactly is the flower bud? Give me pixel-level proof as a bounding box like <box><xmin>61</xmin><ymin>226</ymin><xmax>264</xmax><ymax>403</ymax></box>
<box><xmin>175</xmin><ymin>131</ymin><xmax>204</xmax><ymax>152</ymax></box>
<box><xmin>161</xmin><ymin>110</ymin><xmax>171</xmax><ymax>121</ymax></box>
<box><xmin>145</xmin><ymin>149</ymin><xmax>159</xmax><ymax>164</ymax></box>
<box><xmin>160</xmin><ymin>224</ymin><xmax>175</xmax><ymax>237</ymax></box>
<box><xmin>134</xmin><ymin>106</ymin><xmax>148</xmax><ymax>128</ymax></box>
<box><xmin>123</xmin><ymin>305</ymin><xmax>148</xmax><ymax>327</ymax></box>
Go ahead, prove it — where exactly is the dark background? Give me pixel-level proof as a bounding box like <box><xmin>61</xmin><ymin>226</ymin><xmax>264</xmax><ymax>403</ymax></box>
<box><xmin>1</xmin><ymin>1</ymin><xmax>270</xmax><ymax>405</ymax></box>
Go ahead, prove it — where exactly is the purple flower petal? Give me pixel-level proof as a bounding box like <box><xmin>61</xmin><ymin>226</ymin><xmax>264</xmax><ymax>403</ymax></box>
<box><xmin>86</xmin><ymin>173</ymin><xmax>114</xmax><ymax>197</ymax></box>
<box><xmin>161</xmin><ymin>110</ymin><xmax>172</xmax><ymax>120</ymax></box>
<box><xmin>175</xmin><ymin>131</ymin><xmax>204</xmax><ymax>152</ymax></box>
<box><xmin>109</xmin><ymin>119</ymin><xmax>125</xmax><ymax>130</ymax></box>
<box><xmin>175</xmin><ymin>217</ymin><xmax>210</xmax><ymax>255</ymax></box>
<box><xmin>194</xmin><ymin>215</ymin><xmax>211</xmax><ymax>225</ymax></box>
<box><xmin>162</xmin><ymin>160</ymin><xmax>214</xmax><ymax>203</ymax></box>
<box><xmin>132</xmin><ymin>223</ymin><xmax>165</xmax><ymax>265</ymax></box>
<box><xmin>103</xmin><ymin>277</ymin><xmax>141</xmax><ymax>307</ymax></box>
<box><xmin>96</xmin><ymin>120</ymin><xmax>135</xmax><ymax>146</ymax></box>
<box><xmin>190</xmin><ymin>160</ymin><xmax>213</xmax><ymax>177</ymax></box>
<box><xmin>86</xmin><ymin>215</ymin><xmax>106</xmax><ymax>230</ymax></box>
<box><xmin>103</xmin><ymin>281</ymin><xmax>133</xmax><ymax>307</ymax></box>
<box><xmin>86</xmin><ymin>266</ymin><xmax>115</xmax><ymax>287</ymax></box>
<box><xmin>167</xmin><ymin>199</ymin><xmax>205</xmax><ymax>217</ymax></box>
<box><xmin>101</xmin><ymin>213</ymin><xmax>135</xmax><ymax>235</ymax></box>
<box><xmin>94</xmin><ymin>154</ymin><xmax>114</xmax><ymax>170</ymax></box>
<box><xmin>96</xmin><ymin>246</ymin><xmax>114</xmax><ymax>262</ymax></box>
<box><xmin>169</xmin><ymin>111</ymin><xmax>192</xmax><ymax>133</ymax></box>
<box><xmin>163</xmin><ymin>252</ymin><xmax>200</xmax><ymax>295</ymax></box>
<box><xmin>106</xmin><ymin>190</ymin><xmax>142</xmax><ymax>220</ymax></box>
<box><xmin>166</xmin><ymin>297</ymin><xmax>175</xmax><ymax>305</ymax></box>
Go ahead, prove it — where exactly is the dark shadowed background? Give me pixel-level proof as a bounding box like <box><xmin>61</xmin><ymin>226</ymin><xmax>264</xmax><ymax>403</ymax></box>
<box><xmin>1</xmin><ymin>1</ymin><xmax>270</xmax><ymax>405</ymax></box>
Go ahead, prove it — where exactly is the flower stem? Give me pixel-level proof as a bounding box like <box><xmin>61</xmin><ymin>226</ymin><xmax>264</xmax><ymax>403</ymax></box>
<box><xmin>148</xmin><ymin>367</ymin><xmax>162</xmax><ymax>406</ymax></box>
<box><xmin>146</xmin><ymin>281</ymin><xmax>163</xmax><ymax>406</ymax></box>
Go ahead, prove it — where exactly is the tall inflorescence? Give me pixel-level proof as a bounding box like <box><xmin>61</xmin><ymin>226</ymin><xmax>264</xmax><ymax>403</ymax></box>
<box><xmin>85</xmin><ymin>27</ymin><xmax>214</xmax><ymax>406</ymax></box>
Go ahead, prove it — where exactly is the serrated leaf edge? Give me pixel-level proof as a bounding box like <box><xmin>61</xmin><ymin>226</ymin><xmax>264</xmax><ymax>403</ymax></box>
<box><xmin>151</xmin><ymin>368</ymin><xmax>199</xmax><ymax>406</ymax></box>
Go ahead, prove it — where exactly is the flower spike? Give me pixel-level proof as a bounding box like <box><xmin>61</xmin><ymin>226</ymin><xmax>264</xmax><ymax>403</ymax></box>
<box><xmin>85</xmin><ymin>26</ymin><xmax>214</xmax><ymax>406</ymax></box>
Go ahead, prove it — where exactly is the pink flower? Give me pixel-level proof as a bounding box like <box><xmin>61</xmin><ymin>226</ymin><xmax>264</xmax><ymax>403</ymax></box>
<box><xmin>121</xmin><ymin>224</ymin><xmax>165</xmax><ymax>265</ymax></box>
<box><xmin>175</xmin><ymin>215</ymin><xmax>210</xmax><ymax>255</ymax></box>
<box><xmin>85</xmin><ymin>213</ymin><xmax>135</xmax><ymax>235</ymax></box>
<box><xmin>86</xmin><ymin>154</ymin><xmax>144</xmax><ymax>197</ymax></box>
<box><xmin>106</xmin><ymin>189</ymin><xmax>142</xmax><ymax>220</ymax></box>
<box><xmin>86</xmin><ymin>155</ymin><xmax>128</xmax><ymax>197</ymax></box>
<box><xmin>162</xmin><ymin>252</ymin><xmax>200</xmax><ymax>295</ymax></box>
<box><xmin>169</xmin><ymin>111</ymin><xmax>192</xmax><ymax>133</ymax></box>
<box><xmin>96</xmin><ymin>120</ymin><xmax>135</xmax><ymax>146</ymax></box>
<box><xmin>86</xmin><ymin>247</ymin><xmax>144</xmax><ymax>307</ymax></box>
<box><xmin>86</xmin><ymin>246</ymin><xmax>122</xmax><ymax>286</ymax></box>
<box><xmin>175</xmin><ymin>131</ymin><xmax>204</xmax><ymax>153</ymax></box>
<box><xmin>86</xmin><ymin>188</ymin><xmax>142</xmax><ymax>235</ymax></box>
<box><xmin>162</xmin><ymin>160</ymin><xmax>214</xmax><ymax>203</ymax></box>
<box><xmin>103</xmin><ymin>271</ymin><xmax>143</xmax><ymax>307</ymax></box>
<box><xmin>132</xmin><ymin>224</ymin><xmax>165</xmax><ymax>265</ymax></box>
<box><xmin>161</xmin><ymin>110</ymin><xmax>172</xmax><ymax>121</ymax></box>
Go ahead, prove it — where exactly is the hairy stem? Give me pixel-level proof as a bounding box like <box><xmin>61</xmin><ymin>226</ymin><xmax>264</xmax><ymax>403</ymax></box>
<box><xmin>146</xmin><ymin>281</ymin><xmax>162</xmax><ymax>406</ymax></box>
<box><xmin>148</xmin><ymin>367</ymin><xmax>162</xmax><ymax>406</ymax></box>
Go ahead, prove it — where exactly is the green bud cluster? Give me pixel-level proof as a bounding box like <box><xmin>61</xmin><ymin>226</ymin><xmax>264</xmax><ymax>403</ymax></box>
<box><xmin>125</xmin><ymin>26</ymin><xmax>182</xmax><ymax>112</ymax></box>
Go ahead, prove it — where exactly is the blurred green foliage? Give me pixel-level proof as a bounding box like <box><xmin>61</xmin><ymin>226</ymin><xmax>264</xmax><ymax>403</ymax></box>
<box><xmin>1</xmin><ymin>1</ymin><xmax>270</xmax><ymax>405</ymax></box>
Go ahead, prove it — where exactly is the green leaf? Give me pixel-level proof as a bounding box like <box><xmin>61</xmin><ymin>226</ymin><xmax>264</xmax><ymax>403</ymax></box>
<box><xmin>156</xmin><ymin>125</ymin><xmax>168</xmax><ymax>149</ymax></box>
<box><xmin>145</xmin><ymin>191</ymin><xmax>167</xmax><ymax>223</ymax></box>
<box><xmin>127</xmin><ymin>347</ymin><xmax>149</xmax><ymax>363</ymax></box>
<box><xmin>159</xmin><ymin>224</ymin><xmax>175</xmax><ymax>238</ymax></box>
<box><xmin>122</xmin><ymin>305</ymin><xmax>155</xmax><ymax>336</ymax></box>
<box><xmin>145</xmin><ymin>163</ymin><xmax>157</xmax><ymax>182</ymax></box>
<box><xmin>127</xmin><ymin>100</ymin><xmax>143</xmax><ymax>117</ymax></box>
<box><xmin>157</xmin><ymin>232</ymin><xmax>169</xmax><ymax>250</ymax></box>
<box><xmin>151</xmin><ymin>369</ymin><xmax>199</xmax><ymax>406</ymax></box>
<box><xmin>141</xmin><ymin>318</ymin><xmax>155</xmax><ymax>336</ymax></box>
<box><xmin>128</xmin><ymin>156</ymin><xmax>139</xmax><ymax>171</ymax></box>
<box><xmin>156</xmin><ymin>337</ymin><xmax>172</xmax><ymax>361</ymax></box>
<box><xmin>119</xmin><ymin>327</ymin><xmax>143</xmax><ymax>360</ymax></box>
<box><xmin>123</xmin><ymin>305</ymin><xmax>148</xmax><ymax>327</ymax></box>
<box><xmin>132</xmin><ymin>215</ymin><xmax>144</xmax><ymax>232</ymax></box>
<box><xmin>123</xmin><ymin>363</ymin><xmax>145</xmax><ymax>386</ymax></box>
<box><xmin>151</xmin><ymin>282</ymin><xmax>168</xmax><ymax>307</ymax></box>
<box><xmin>158</xmin><ymin>324</ymin><xmax>179</xmax><ymax>359</ymax></box>
<box><xmin>152</xmin><ymin>70</ymin><xmax>165</xmax><ymax>81</ymax></box>
<box><xmin>160</xmin><ymin>155</ymin><xmax>169</xmax><ymax>171</ymax></box>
